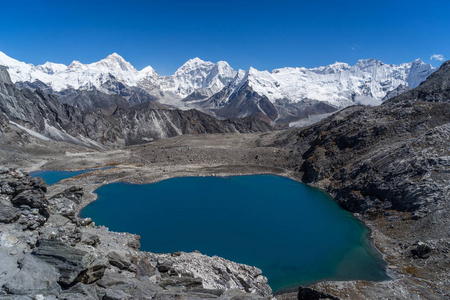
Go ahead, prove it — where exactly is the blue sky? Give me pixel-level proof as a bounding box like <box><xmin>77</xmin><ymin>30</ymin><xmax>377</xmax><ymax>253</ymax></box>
<box><xmin>0</xmin><ymin>0</ymin><xmax>449</xmax><ymax>75</ymax></box>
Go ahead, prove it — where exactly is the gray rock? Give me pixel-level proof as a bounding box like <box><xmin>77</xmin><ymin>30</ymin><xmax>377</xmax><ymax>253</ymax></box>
<box><xmin>107</xmin><ymin>251</ymin><xmax>135</xmax><ymax>272</ymax></box>
<box><xmin>12</xmin><ymin>190</ymin><xmax>49</xmax><ymax>218</ymax></box>
<box><xmin>32</xmin><ymin>239</ymin><xmax>105</xmax><ymax>287</ymax></box>
<box><xmin>0</xmin><ymin>250</ymin><xmax>20</xmax><ymax>288</ymax></box>
<box><xmin>81</xmin><ymin>234</ymin><xmax>100</xmax><ymax>247</ymax></box>
<box><xmin>49</xmin><ymin>186</ymin><xmax>83</xmax><ymax>205</ymax></box>
<box><xmin>0</xmin><ymin>205</ymin><xmax>20</xmax><ymax>223</ymax></box>
<box><xmin>147</xmin><ymin>252</ymin><xmax>272</xmax><ymax>298</ymax></box>
<box><xmin>218</xmin><ymin>289</ymin><xmax>266</xmax><ymax>300</ymax></box>
<box><xmin>103</xmin><ymin>288</ymin><xmax>130</xmax><ymax>300</ymax></box>
<box><xmin>0</xmin><ymin>66</ymin><xmax>13</xmax><ymax>85</ymax></box>
<box><xmin>135</xmin><ymin>256</ymin><xmax>158</xmax><ymax>278</ymax></box>
<box><xmin>97</xmin><ymin>271</ymin><xmax>163</xmax><ymax>299</ymax></box>
<box><xmin>2</xmin><ymin>255</ymin><xmax>61</xmax><ymax>296</ymax></box>
<box><xmin>59</xmin><ymin>283</ymin><xmax>99</xmax><ymax>300</ymax></box>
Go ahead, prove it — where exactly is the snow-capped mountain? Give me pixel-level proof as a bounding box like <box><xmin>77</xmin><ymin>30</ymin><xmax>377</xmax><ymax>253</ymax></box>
<box><xmin>157</xmin><ymin>58</ymin><xmax>236</xmax><ymax>97</ymax></box>
<box><xmin>224</xmin><ymin>58</ymin><xmax>435</xmax><ymax>109</ymax></box>
<box><xmin>0</xmin><ymin>52</ymin><xmax>236</xmax><ymax>97</ymax></box>
<box><xmin>0</xmin><ymin>50</ymin><xmax>436</xmax><ymax>125</ymax></box>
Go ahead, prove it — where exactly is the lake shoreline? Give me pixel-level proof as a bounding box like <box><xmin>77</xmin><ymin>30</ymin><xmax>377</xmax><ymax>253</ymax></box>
<box><xmin>79</xmin><ymin>175</ymin><xmax>388</xmax><ymax>291</ymax></box>
<box><xmin>37</xmin><ymin>162</ymin><xmax>390</xmax><ymax>296</ymax></box>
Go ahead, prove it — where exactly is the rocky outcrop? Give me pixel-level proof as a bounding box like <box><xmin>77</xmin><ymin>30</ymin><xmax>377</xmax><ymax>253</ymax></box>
<box><xmin>0</xmin><ymin>167</ymin><xmax>49</xmax><ymax>229</ymax></box>
<box><xmin>145</xmin><ymin>251</ymin><xmax>272</xmax><ymax>296</ymax></box>
<box><xmin>33</xmin><ymin>239</ymin><xmax>106</xmax><ymax>287</ymax></box>
<box><xmin>0</xmin><ymin>167</ymin><xmax>273</xmax><ymax>299</ymax></box>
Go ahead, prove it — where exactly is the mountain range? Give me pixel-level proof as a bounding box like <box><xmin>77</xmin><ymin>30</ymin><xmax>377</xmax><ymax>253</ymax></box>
<box><xmin>0</xmin><ymin>65</ymin><xmax>271</xmax><ymax>149</ymax></box>
<box><xmin>0</xmin><ymin>51</ymin><xmax>436</xmax><ymax>126</ymax></box>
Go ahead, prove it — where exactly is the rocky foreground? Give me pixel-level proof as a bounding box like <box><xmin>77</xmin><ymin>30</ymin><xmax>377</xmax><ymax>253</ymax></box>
<box><xmin>0</xmin><ymin>167</ymin><xmax>273</xmax><ymax>299</ymax></box>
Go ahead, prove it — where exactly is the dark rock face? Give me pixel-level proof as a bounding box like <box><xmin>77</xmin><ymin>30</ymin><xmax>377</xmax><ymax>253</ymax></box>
<box><xmin>200</xmin><ymin>82</ymin><xmax>338</xmax><ymax>126</ymax></box>
<box><xmin>293</xmin><ymin>103</ymin><xmax>450</xmax><ymax>217</ymax></box>
<box><xmin>272</xmin><ymin>98</ymin><xmax>337</xmax><ymax>128</ymax></box>
<box><xmin>297</xmin><ymin>286</ymin><xmax>340</xmax><ymax>300</ymax></box>
<box><xmin>107</xmin><ymin>251</ymin><xmax>135</xmax><ymax>272</ymax></box>
<box><xmin>211</xmin><ymin>83</ymin><xmax>279</xmax><ymax>123</ymax></box>
<box><xmin>381</xmin><ymin>84</ymin><xmax>410</xmax><ymax>101</ymax></box>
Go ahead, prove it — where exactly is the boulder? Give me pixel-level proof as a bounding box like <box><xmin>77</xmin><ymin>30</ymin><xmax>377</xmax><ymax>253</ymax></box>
<box><xmin>50</xmin><ymin>186</ymin><xmax>83</xmax><ymax>205</ymax></box>
<box><xmin>32</xmin><ymin>239</ymin><xmax>105</xmax><ymax>287</ymax></box>
<box><xmin>107</xmin><ymin>251</ymin><xmax>135</xmax><ymax>272</ymax></box>
<box><xmin>0</xmin><ymin>205</ymin><xmax>20</xmax><ymax>223</ymax></box>
<box><xmin>2</xmin><ymin>255</ymin><xmax>61</xmax><ymax>296</ymax></box>
<box><xmin>11</xmin><ymin>190</ymin><xmax>49</xmax><ymax>218</ymax></box>
<box><xmin>411</xmin><ymin>242</ymin><xmax>432</xmax><ymax>259</ymax></box>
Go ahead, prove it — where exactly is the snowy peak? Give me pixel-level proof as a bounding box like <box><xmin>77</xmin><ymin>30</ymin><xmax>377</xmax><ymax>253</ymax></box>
<box><xmin>68</xmin><ymin>60</ymin><xmax>86</xmax><ymax>70</ymax></box>
<box><xmin>210</xmin><ymin>61</ymin><xmax>235</xmax><ymax>79</ymax></box>
<box><xmin>0</xmin><ymin>51</ymin><xmax>36</xmax><ymax>83</ymax></box>
<box><xmin>205</xmin><ymin>61</ymin><xmax>237</xmax><ymax>91</ymax></box>
<box><xmin>245</xmin><ymin>67</ymin><xmax>284</xmax><ymax>100</ymax></box>
<box><xmin>138</xmin><ymin>65</ymin><xmax>158</xmax><ymax>79</ymax></box>
<box><xmin>407</xmin><ymin>59</ymin><xmax>434</xmax><ymax>88</ymax></box>
<box><xmin>36</xmin><ymin>62</ymin><xmax>67</xmax><ymax>74</ymax></box>
<box><xmin>93</xmin><ymin>53</ymin><xmax>137</xmax><ymax>73</ymax></box>
<box><xmin>0</xmin><ymin>50</ymin><xmax>437</xmax><ymax>110</ymax></box>
<box><xmin>175</xmin><ymin>57</ymin><xmax>215</xmax><ymax>76</ymax></box>
<box><xmin>0</xmin><ymin>51</ymin><xmax>24</xmax><ymax>67</ymax></box>
<box><xmin>318</xmin><ymin>62</ymin><xmax>351</xmax><ymax>74</ymax></box>
<box><xmin>157</xmin><ymin>58</ymin><xmax>237</xmax><ymax>98</ymax></box>
<box><xmin>223</xmin><ymin>58</ymin><xmax>436</xmax><ymax>108</ymax></box>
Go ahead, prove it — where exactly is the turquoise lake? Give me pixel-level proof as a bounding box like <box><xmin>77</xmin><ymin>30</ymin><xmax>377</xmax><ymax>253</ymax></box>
<box><xmin>30</xmin><ymin>167</ymin><xmax>113</xmax><ymax>185</ymax></box>
<box><xmin>80</xmin><ymin>175</ymin><xmax>388</xmax><ymax>291</ymax></box>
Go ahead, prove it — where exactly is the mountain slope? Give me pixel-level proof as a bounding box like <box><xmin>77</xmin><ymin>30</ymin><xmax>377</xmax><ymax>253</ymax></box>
<box><xmin>0</xmin><ymin>67</ymin><xmax>271</xmax><ymax>148</ymax></box>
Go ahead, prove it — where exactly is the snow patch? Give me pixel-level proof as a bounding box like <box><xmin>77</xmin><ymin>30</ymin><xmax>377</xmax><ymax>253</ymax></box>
<box><xmin>9</xmin><ymin>121</ymin><xmax>51</xmax><ymax>141</ymax></box>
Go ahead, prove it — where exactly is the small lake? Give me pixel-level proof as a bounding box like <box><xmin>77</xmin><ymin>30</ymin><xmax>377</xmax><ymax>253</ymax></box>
<box><xmin>80</xmin><ymin>175</ymin><xmax>388</xmax><ymax>291</ymax></box>
<box><xmin>30</xmin><ymin>167</ymin><xmax>113</xmax><ymax>185</ymax></box>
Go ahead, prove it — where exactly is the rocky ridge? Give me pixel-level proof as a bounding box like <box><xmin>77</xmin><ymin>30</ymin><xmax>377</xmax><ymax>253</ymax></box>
<box><xmin>0</xmin><ymin>167</ymin><xmax>273</xmax><ymax>299</ymax></box>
